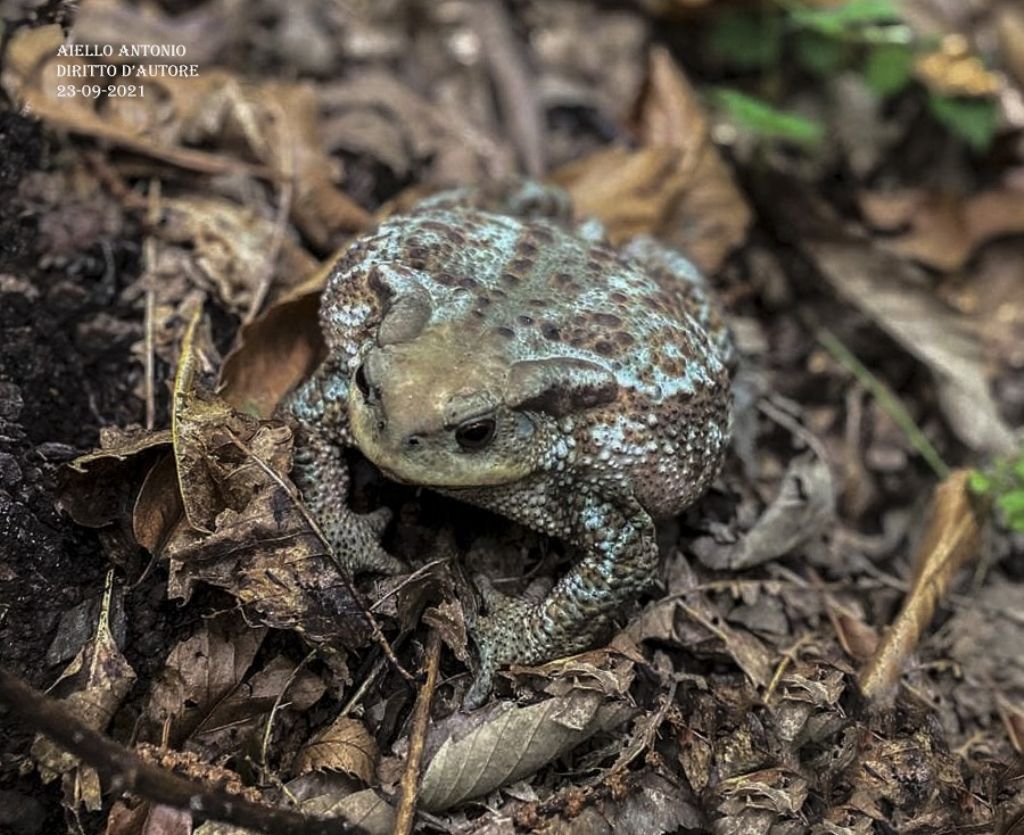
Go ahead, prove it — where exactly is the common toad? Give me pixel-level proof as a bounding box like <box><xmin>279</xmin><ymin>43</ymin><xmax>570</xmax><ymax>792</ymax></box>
<box><xmin>288</xmin><ymin>180</ymin><xmax>734</xmax><ymax>706</ymax></box>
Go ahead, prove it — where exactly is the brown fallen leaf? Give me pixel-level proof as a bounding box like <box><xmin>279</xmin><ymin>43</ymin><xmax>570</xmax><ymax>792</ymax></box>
<box><xmin>859</xmin><ymin>186</ymin><xmax>1024</xmax><ymax>272</ymax></box>
<box><xmin>803</xmin><ymin>235</ymin><xmax>1016</xmax><ymax>457</ymax></box>
<box><xmin>418</xmin><ymin>690</ymin><xmax>635</xmax><ymax>811</ymax></box>
<box><xmin>31</xmin><ymin>573</ymin><xmax>136</xmax><ymax>811</ymax></box>
<box><xmin>693</xmin><ymin>453</ymin><xmax>834</xmax><ymax>571</ymax></box>
<box><xmin>146</xmin><ymin>613</ymin><xmax>267</xmax><ymax>747</ymax></box>
<box><xmin>59</xmin><ymin>427</ymin><xmax>172</xmax><ymax>530</ymax></box>
<box><xmin>551</xmin><ymin>46</ymin><xmax>750</xmax><ymax>274</ymax></box>
<box><xmin>859</xmin><ymin>469</ymin><xmax>986</xmax><ymax>701</ymax></box>
<box><xmin>293</xmin><ymin>717</ymin><xmax>379</xmax><ymax>784</ymax></box>
<box><xmin>219</xmin><ymin>266</ymin><xmax>329</xmax><ymax>419</ymax></box>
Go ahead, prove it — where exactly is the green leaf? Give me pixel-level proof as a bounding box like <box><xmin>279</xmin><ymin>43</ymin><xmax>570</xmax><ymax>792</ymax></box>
<box><xmin>864</xmin><ymin>43</ymin><xmax>914</xmax><ymax>95</ymax></box>
<box><xmin>968</xmin><ymin>470</ymin><xmax>993</xmax><ymax>495</ymax></box>
<box><xmin>997</xmin><ymin>490</ymin><xmax>1024</xmax><ymax>519</ymax></box>
<box><xmin>928</xmin><ymin>94</ymin><xmax>998</xmax><ymax>152</ymax></box>
<box><xmin>714</xmin><ymin>89</ymin><xmax>824</xmax><ymax>145</ymax></box>
<box><xmin>791</xmin><ymin>0</ymin><xmax>900</xmax><ymax>36</ymax></box>
<box><xmin>795</xmin><ymin>31</ymin><xmax>848</xmax><ymax>76</ymax></box>
<box><xmin>710</xmin><ymin>10</ymin><xmax>783</xmax><ymax>70</ymax></box>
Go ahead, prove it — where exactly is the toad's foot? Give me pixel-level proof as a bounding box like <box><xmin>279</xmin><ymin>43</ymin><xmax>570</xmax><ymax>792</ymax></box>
<box><xmin>320</xmin><ymin>505</ymin><xmax>406</xmax><ymax>576</ymax></box>
<box><xmin>465</xmin><ymin>582</ymin><xmax>597</xmax><ymax>710</ymax></box>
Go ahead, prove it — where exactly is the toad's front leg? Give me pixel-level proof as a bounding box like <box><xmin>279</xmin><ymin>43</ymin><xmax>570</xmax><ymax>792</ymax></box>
<box><xmin>465</xmin><ymin>495</ymin><xmax>658</xmax><ymax>708</ymax></box>
<box><xmin>288</xmin><ymin>362</ymin><xmax>404</xmax><ymax>575</ymax></box>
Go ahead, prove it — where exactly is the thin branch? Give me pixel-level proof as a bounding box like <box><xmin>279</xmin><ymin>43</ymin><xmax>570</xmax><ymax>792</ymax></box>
<box><xmin>815</xmin><ymin>325</ymin><xmax>950</xmax><ymax>480</ymax></box>
<box><xmin>474</xmin><ymin>0</ymin><xmax>546</xmax><ymax>178</ymax></box>
<box><xmin>394</xmin><ymin>630</ymin><xmax>443</xmax><ymax>835</ymax></box>
<box><xmin>0</xmin><ymin>667</ymin><xmax>367</xmax><ymax>835</ymax></box>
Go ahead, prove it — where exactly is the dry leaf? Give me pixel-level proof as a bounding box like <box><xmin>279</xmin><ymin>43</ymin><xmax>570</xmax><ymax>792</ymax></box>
<box><xmin>418</xmin><ymin>690</ymin><xmax>634</xmax><ymax>811</ymax></box>
<box><xmin>156</xmin><ymin>195</ymin><xmax>318</xmax><ymax>313</ymax></box>
<box><xmin>59</xmin><ymin>428</ymin><xmax>172</xmax><ymax>529</ymax></box>
<box><xmin>2</xmin><ymin>26</ymin><xmax>369</xmax><ymax>246</ymax></box>
<box><xmin>694</xmin><ymin>453</ymin><xmax>834</xmax><ymax>571</ymax></box>
<box><xmin>551</xmin><ymin>46</ymin><xmax>750</xmax><ymax>274</ymax></box>
<box><xmin>31</xmin><ymin>574</ymin><xmax>136</xmax><ymax>811</ymax></box>
<box><xmin>219</xmin><ymin>267</ymin><xmax>328</xmax><ymax>419</ymax></box>
<box><xmin>555</xmin><ymin>771</ymin><xmax>702</xmax><ymax>834</ymax></box>
<box><xmin>293</xmin><ymin>717</ymin><xmax>379</xmax><ymax>783</ymax></box>
<box><xmin>859</xmin><ymin>469</ymin><xmax>985</xmax><ymax>701</ymax></box>
<box><xmin>146</xmin><ymin>614</ymin><xmax>267</xmax><ymax>746</ymax></box>
<box><xmin>187</xmin><ymin>655</ymin><xmax>327</xmax><ymax>760</ymax></box>
<box><xmin>860</xmin><ymin>187</ymin><xmax>1024</xmax><ymax>272</ymax></box>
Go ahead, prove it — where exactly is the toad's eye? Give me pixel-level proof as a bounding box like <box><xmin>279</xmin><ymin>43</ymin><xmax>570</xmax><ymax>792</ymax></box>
<box><xmin>353</xmin><ymin>363</ymin><xmax>371</xmax><ymax>399</ymax></box>
<box><xmin>455</xmin><ymin>417</ymin><xmax>496</xmax><ymax>451</ymax></box>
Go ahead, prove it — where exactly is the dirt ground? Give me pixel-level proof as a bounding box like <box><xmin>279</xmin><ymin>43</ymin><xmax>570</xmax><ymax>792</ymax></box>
<box><xmin>1</xmin><ymin>1</ymin><xmax>1023</xmax><ymax>834</ymax></box>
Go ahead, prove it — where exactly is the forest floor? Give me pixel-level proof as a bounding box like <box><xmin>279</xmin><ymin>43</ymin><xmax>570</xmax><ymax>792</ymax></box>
<box><xmin>1</xmin><ymin>1</ymin><xmax>1023</xmax><ymax>834</ymax></box>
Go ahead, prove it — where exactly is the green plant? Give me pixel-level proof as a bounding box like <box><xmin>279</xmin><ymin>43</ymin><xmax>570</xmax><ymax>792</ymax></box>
<box><xmin>969</xmin><ymin>449</ymin><xmax>1024</xmax><ymax>532</ymax></box>
<box><xmin>708</xmin><ymin>0</ymin><xmax>999</xmax><ymax>152</ymax></box>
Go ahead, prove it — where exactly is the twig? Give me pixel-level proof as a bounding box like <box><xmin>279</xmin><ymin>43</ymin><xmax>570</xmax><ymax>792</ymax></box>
<box><xmin>143</xmin><ymin>179</ymin><xmax>161</xmax><ymax>430</ymax></box>
<box><xmin>0</xmin><ymin>667</ymin><xmax>367</xmax><ymax>835</ymax></box>
<box><xmin>260</xmin><ymin>649</ymin><xmax>317</xmax><ymax>773</ymax></box>
<box><xmin>394</xmin><ymin>630</ymin><xmax>443</xmax><ymax>835</ymax></box>
<box><xmin>226</xmin><ymin>432</ymin><xmax>416</xmax><ymax>685</ymax></box>
<box><xmin>473</xmin><ymin>0</ymin><xmax>545</xmax><ymax>178</ymax></box>
<box><xmin>815</xmin><ymin>325</ymin><xmax>950</xmax><ymax>480</ymax></box>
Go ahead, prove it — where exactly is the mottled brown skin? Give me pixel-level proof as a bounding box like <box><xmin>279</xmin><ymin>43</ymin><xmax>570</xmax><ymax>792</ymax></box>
<box><xmin>288</xmin><ymin>181</ymin><xmax>733</xmax><ymax>707</ymax></box>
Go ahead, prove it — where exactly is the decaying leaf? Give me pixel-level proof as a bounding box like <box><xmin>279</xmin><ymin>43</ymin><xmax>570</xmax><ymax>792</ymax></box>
<box><xmin>859</xmin><ymin>186</ymin><xmax>1024</xmax><ymax>272</ymax></box>
<box><xmin>859</xmin><ymin>469</ymin><xmax>985</xmax><ymax>701</ymax></box>
<box><xmin>293</xmin><ymin>716</ymin><xmax>379</xmax><ymax>783</ymax></box>
<box><xmin>59</xmin><ymin>427</ymin><xmax>172</xmax><ymax>529</ymax></box>
<box><xmin>146</xmin><ymin>613</ymin><xmax>267</xmax><ymax>746</ymax></box>
<box><xmin>552</xmin><ymin>46</ymin><xmax>750</xmax><ymax>274</ymax></box>
<box><xmin>155</xmin><ymin>195</ymin><xmax>318</xmax><ymax>314</ymax></box>
<box><xmin>418</xmin><ymin>690</ymin><xmax>635</xmax><ymax>811</ymax></box>
<box><xmin>31</xmin><ymin>573</ymin><xmax>137</xmax><ymax>811</ymax></box>
<box><xmin>694</xmin><ymin>453</ymin><xmax>834</xmax><ymax>571</ymax></box>
<box><xmin>554</xmin><ymin>771</ymin><xmax>703</xmax><ymax>834</ymax></box>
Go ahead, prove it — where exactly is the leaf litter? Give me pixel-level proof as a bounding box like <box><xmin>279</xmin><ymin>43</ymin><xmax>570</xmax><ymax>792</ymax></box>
<box><xmin>2</xmin><ymin>1</ymin><xmax>1022</xmax><ymax>834</ymax></box>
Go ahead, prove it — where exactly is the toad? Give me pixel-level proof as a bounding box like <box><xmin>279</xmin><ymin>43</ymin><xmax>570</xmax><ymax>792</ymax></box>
<box><xmin>287</xmin><ymin>181</ymin><xmax>734</xmax><ymax>706</ymax></box>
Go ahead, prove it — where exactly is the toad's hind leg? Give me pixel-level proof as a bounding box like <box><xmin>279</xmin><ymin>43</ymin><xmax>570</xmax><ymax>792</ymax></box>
<box><xmin>465</xmin><ymin>493</ymin><xmax>658</xmax><ymax>708</ymax></box>
<box><xmin>288</xmin><ymin>363</ymin><xmax>404</xmax><ymax>575</ymax></box>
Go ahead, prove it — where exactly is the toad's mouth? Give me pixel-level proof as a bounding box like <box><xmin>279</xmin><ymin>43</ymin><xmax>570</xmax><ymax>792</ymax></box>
<box><xmin>348</xmin><ymin>390</ymin><xmax>531</xmax><ymax>489</ymax></box>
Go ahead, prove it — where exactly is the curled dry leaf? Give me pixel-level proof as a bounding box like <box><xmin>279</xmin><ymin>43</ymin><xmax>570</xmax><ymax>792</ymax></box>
<box><xmin>31</xmin><ymin>575</ymin><xmax>136</xmax><ymax>811</ymax></box>
<box><xmin>694</xmin><ymin>453</ymin><xmax>834</xmax><ymax>571</ymax></box>
<box><xmin>859</xmin><ymin>469</ymin><xmax>985</xmax><ymax>701</ymax></box>
<box><xmin>219</xmin><ymin>266</ymin><xmax>328</xmax><ymax>419</ymax></box>
<box><xmin>418</xmin><ymin>690</ymin><xmax>634</xmax><ymax>811</ymax></box>
<box><xmin>293</xmin><ymin>717</ymin><xmax>379</xmax><ymax>783</ymax></box>
<box><xmin>551</xmin><ymin>46</ymin><xmax>750</xmax><ymax>274</ymax></box>
<box><xmin>859</xmin><ymin>186</ymin><xmax>1024</xmax><ymax>272</ymax></box>
<box><xmin>59</xmin><ymin>427</ymin><xmax>172</xmax><ymax>529</ymax></box>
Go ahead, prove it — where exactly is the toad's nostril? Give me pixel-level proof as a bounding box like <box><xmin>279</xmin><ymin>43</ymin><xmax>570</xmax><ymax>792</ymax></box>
<box><xmin>354</xmin><ymin>363</ymin><xmax>371</xmax><ymax>399</ymax></box>
<box><xmin>404</xmin><ymin>435</ymin><xmax>421</xmax><ymax>448</ymax></box>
